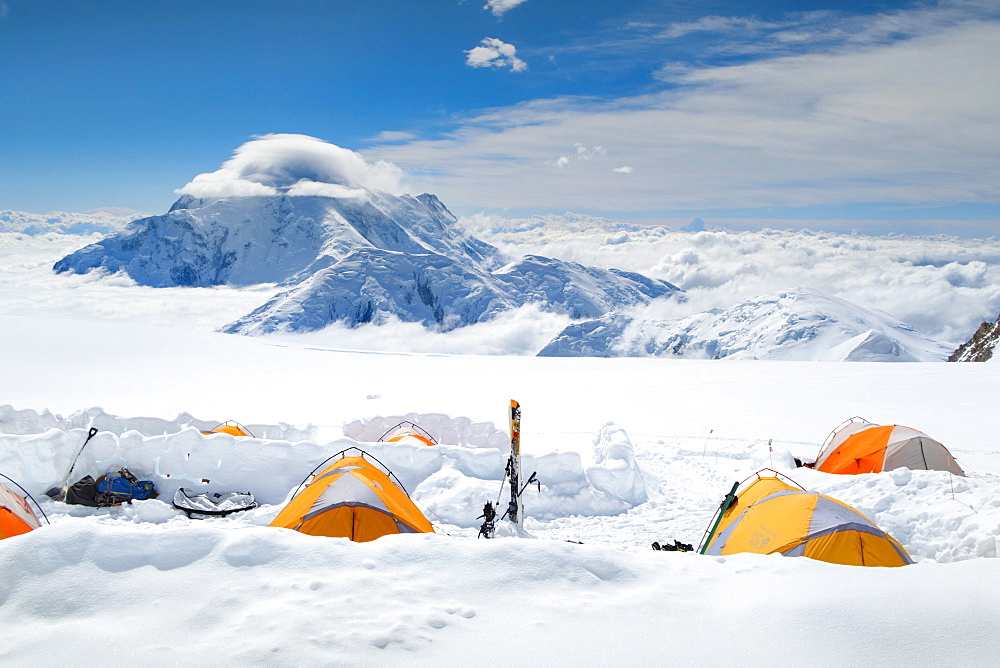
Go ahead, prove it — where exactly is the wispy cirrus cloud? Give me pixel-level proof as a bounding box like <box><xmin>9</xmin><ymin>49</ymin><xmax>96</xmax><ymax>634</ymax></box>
<box><xmin>659</xmin><ymin>15</ymin><xmax>786</xmax><ymax>39</ymax></box>
<box><xmin>370</xmin><ymin>7</ymin><xmax>1000</xmax><ymax>224</ymax></box>
<box><xmin>465</xmin><ymin>37</ymin><xmax>527</xmax><ymax>72</ymax></box>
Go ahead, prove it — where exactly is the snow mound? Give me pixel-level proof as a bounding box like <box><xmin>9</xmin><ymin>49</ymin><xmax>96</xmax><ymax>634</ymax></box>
<box><xmin>539</xmin><ymin>287</ymin><xmax>952</xmax><ymax>361</ymax></box>
<box><xmin>586</xmin><ymin>422</ymin><xmax>648</xmax><ymax>505</ymax></box>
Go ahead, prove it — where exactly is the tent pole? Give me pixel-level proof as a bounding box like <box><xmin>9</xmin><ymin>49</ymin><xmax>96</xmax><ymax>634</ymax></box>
<box><xmin>698</xmin><ymin>481</ymin><xmax>740</xmax><ymax>554</ymax></box>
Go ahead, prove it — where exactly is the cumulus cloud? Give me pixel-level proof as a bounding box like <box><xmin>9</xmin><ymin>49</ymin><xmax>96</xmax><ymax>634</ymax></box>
<box><xmin>177</xmin><ymin>134</ymin><xmax>404</xmax><ymax>200</ymax></box>
<box><xmin>465</xmin><ymin>37</ymin><xmax>527</xmax><ymax>72</ymax></box>
<box><xmin>461</xmin><ymin>215</ymin><xmax>1000</xmax><ymax>344</ymax></box>
<box><xmin>612</xmin><ymin>166</ymin><xmax>633</xmax><ymax>174</ymax></box>
<box><xmin>484</xmin><ymin>0</ymin><xmax>530</xmax><ymax>17</ymax></box>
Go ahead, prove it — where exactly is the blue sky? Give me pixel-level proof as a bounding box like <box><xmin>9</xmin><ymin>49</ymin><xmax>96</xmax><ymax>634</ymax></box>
<box><xmin>0</xmin><ymin>0</ymin><xmax>997</xmax><ymax>235</ymax></box>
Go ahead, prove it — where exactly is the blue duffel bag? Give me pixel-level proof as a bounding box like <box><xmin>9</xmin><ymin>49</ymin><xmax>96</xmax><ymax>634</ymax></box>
<box><xmin>95</xmin><ymin>468</ymin><xmax>157</xmax><ymax>505</ymax></box>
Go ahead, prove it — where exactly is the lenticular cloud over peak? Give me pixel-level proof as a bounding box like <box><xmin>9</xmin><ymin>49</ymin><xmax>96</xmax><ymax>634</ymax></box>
<box><xmin>177</xmin><ymin>134</ymin><xmax>405</xmax><ymax>200</ymax></box>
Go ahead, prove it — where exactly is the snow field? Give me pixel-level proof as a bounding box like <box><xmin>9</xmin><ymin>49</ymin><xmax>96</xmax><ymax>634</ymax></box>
<box><xmin>2</xmin><ymin>521</ymin><xmax>998</xmax><ymax>665</ymax></box>
<box><xmin>1</xmin><ymin>312</ymin><xmax>999</xmax><ymax>664</ymax></box>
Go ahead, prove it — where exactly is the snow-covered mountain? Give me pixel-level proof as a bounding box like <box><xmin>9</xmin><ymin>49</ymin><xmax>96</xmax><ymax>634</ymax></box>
<box><xmin>538</xmin><ymin>288</ymin><xmax>954</xmax><ymax>361</ymax></box>
<box><xmin>51</xmin><ymin>134</ymin><xmax>681</xmax><ymax>333</ymax></box>
<box><xmin>949</xmin><ymin>313</ymin><xmax>1000</xmax><ymax>362</ymax></box>
<box><xmin>54</xmin><ymin>191</ymin><xmax>680</xmax><ymax>333</ymax></box>
<box><xmin>53</xmin><ymin>193</ymin><xmax>499</xmax><ymax>287</ymax></box>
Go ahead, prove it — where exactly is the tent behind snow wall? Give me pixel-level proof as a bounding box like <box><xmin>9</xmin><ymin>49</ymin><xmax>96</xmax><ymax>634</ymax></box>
<box><xmin>1</xmin><ymin>478</ymin><xmax>42</xmax><ymax>540</ymax></box>
<box><xmin>703</xmin><ymin>476</ymin><xmax>912</xmax><ymax>567</ymax></box>
<box><xmin>378</xmin><ymin>421</ymin><xmax>437</xmax><ymax>446</ymax></box>
<box><xmin>269</xmin><ymin>453</ymin><xmax>433</xmax><ymax>542</ymax></box>
<box><xmin>816</xmin><ymin>419</ymin><xmax>965</xmax><ymax>476</ymax></box>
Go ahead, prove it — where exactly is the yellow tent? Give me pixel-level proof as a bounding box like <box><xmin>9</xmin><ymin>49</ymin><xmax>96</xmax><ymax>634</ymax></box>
<box><xmin>702</xmin><ymin>475</ymin><xmax>912</xmax><ymax>567</ymax></box>
<box><xmin>270</xmin><ymin>453</ymin><xmax>433</xmax><ymax>542</ymax></box>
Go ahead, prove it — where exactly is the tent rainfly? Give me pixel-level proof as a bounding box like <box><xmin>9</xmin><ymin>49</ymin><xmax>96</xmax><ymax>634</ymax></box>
<box><xmin>1</xmin><ymin>477</ymin><xmax>44</xmax><ymax>540</ymax></box>
<box><xmin>701</xmin><ymin>474</ymin><xmax>912</xmax><ymax>567</ymax></box>
<box><xmin>378</xmin><ymin>421</ymin><xmax>437</xmax><ymax>446</ymax></box>
<box><xmin>815</xmin><ymin>418</ymin><xmax>965</xmax><ymax>476</ymax></box>
<box><xmin>201</xmin><ymin>421</ymin><xmax>254</xmax><ymax>437</ymax></box>
<box><xmin>269</xmin><ymin>452</ymin><xmax>434</xmax><ymax>542</ymax></box>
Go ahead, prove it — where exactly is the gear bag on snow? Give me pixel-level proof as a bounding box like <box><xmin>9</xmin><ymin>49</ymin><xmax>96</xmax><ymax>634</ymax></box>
<box><xmin>65</xmin><ymin>469</ymin><xmax>157</xmax><ymax>507</ymax></box>
<box><xmin>65</xmin><ymin>475</ymin><xmax>101</xmax><ymax>507</ymax></box>
<box><xmin>172</xmin><ymin>488</ymin><xmax>257</xmax><ymax>518</ymax></box>
<box><xmin>96</xmin><ymin>469</ymin><xmax>157</xmax><ymax>505</ymax></box>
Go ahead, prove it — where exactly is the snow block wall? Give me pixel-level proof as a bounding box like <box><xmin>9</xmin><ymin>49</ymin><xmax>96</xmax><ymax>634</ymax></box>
<box><xmin>0</xmin><ymin>404</ymin><xmax>317</xmax><ymax>441</ymax></box>
<box><xmin>0</xmin><ymin>411</ymin><xmax>657</xmax><ymax>527</ymax></box>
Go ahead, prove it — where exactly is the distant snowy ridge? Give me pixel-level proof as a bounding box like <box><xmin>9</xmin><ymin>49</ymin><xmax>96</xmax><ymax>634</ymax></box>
<box><xmin>0</xmin><ymin>208</ymin><xmax>146</xmax><ymax>236</ymax></box>
<box><xmin>538</xmin><ymin>288</ymin><xmax>953</xmax><ymax>362</ymax></box>
<box><xmin>949</xmin><ymin>312</ymin><xmax>1000</xmax><ymax>362</ymax></box>
<box><xmin>222</xmin><ymin>251</ymin><xmax>680</xmax><ymax>334</ymax></box>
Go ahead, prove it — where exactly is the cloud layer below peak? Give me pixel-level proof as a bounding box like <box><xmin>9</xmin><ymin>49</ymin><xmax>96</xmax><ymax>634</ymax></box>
<box><xmin>177</xmin><ymin>134</ymin><xmax>404</xmax><ymax>200</ymax></box>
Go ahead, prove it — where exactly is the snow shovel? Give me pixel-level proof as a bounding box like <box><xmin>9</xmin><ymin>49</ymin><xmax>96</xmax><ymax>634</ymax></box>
<box><xmin>45</xmin><ymin>427</ymin><xmax>99</xmax><ymax>501</ymax></box>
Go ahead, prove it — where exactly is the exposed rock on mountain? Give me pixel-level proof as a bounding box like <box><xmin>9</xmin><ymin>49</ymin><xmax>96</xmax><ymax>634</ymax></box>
<box><xmin>949</xmin><ymin>313</ymin><xmax>1000</xmax><ymax>362</ymax></box>
<box><xmin>538</xmin><ymin>288</ymin><xmax>953</xmax><ymax>362</ymax></box>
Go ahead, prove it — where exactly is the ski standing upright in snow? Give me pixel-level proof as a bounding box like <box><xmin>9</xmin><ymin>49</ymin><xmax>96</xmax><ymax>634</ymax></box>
<box><xmin>479</xmin><ymin>399</ymin><xmax>540</xmax><ymax>538</ymax></box>
<box><xmin>506</xmin><ymin>399</ymin><xmax>523</xmax><ymax>525</ymax></box>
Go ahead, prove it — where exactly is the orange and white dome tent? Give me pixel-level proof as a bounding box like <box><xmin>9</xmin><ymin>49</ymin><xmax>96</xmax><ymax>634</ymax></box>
<box><xmin>269</xmin><ymin>450</ymin><xmax>434</xmax><ymax>542</ymax></box>
<box><xmin>815</xmin><ymin>417</ymin><xmax>965</xmax><ymax>476</ymax></box>
<box><xmin>1</xmin><ymin>474</ymin><xmax>46</xmax><ymax>541</ymax></box>
<box><xmin>378</xmin><ymin>421</ymin><xmax>437</xmax><ymax>446</ymax></box>
<box><xmin>700</xmin><ymin>474</ymin><xmax>912</xmax><ymax>567</ymax></box>
<box><xmin>201</xmin><ymin>421</ymin><xmax>254</xmax><ymax>437</ymax></box>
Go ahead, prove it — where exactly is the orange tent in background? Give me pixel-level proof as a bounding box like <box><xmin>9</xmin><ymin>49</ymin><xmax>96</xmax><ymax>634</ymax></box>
<box><xmin>815</xmin><ymin>418</ymin><xmax>965</xmax><ymax>476</ymax></box>
<box><xmin>269</xmin><ymin>452</ymin><xmax>434</xmax><ymax>542</ymax></box>
<box><xmin>1</xmin><ymin>477</ymin><xmax>43</xmax><ymax>540</ymax></box>
<box><xmin>702</xmin><ymin>475</ymin><xmax>912</xmax><ymax>567</ymax></box>
<box><xmin>378</xmin><ymin>421</ymin><xmax>437</xmax><ymax>446</ymax></box>
<box><xmin>201</xmin><ymin>421</ymin><xmax>254</xmax><ymax>437</ymax></box>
